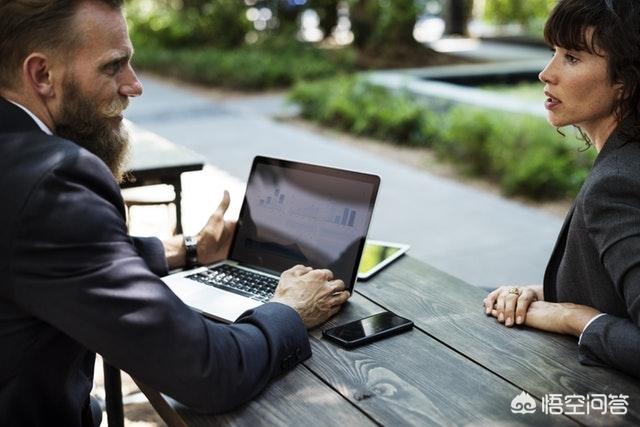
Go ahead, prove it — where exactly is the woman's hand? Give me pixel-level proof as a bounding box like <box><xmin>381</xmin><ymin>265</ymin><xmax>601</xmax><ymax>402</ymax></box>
<box><xmin>524</xmin><ymin>301</ymin><xmax>601</xmax><ymax>337</ymax></box>
<box><xmin>484</xmin><ymin>285</ymin><xmax>602</xmax><ymax>336</ymax></box>
<box><xmin>483</xmin><ymin>285</ymin><xmax>543</xmax><ymax>327</ymax></box>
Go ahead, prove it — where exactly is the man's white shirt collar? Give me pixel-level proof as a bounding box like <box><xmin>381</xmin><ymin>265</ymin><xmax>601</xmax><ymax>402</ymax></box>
<box><xmin>8</xmin><ymin>99</ymin><xmax>53</xmax><ymax>135</ymax></box>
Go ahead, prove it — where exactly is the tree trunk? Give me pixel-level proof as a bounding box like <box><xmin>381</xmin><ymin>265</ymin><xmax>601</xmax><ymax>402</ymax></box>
<box><xmin>313</xmin><ymin>0</ymin><xmax>339</xmax><ymax>39</ymax></box>
<box><xmin>349</xmin><ymin>0</ymin><xmax>377</xmax><ymax>49</ymax></box>
<box><xmin>444</xmin><ymin>0</ymin><xmax>473</xmax><ymax>36</ymax></box>
<box><xmin>277</xmin><ymin>0</ymin><xmax>303</xmax><ymax>34</ymax></box>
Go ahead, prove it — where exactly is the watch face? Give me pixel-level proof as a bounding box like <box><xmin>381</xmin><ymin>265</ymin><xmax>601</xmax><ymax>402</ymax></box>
<box><xmin>185</xmin><ymin>236</ymin><xmax>199</xmax><ymax>267</ymax></box>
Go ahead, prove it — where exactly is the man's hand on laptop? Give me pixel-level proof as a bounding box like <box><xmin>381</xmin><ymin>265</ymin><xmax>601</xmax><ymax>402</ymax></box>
<box><xmin>271</xmin><ymin>265</ymin><xmax>350</xmax><ymax>329</ymax></box>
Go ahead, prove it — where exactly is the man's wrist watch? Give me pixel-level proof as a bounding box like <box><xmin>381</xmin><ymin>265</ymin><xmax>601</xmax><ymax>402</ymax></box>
<box><xmin>184</xmin><ymin>235</ymin><xmax>199</xmax><ymax>269</ymax></box>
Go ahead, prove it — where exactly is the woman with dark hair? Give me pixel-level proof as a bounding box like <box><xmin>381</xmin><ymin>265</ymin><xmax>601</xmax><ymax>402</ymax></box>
<box><xmin>483</xmin><ymin>0</ymin><xmax>640</xmax><ymax>379</ymax></box>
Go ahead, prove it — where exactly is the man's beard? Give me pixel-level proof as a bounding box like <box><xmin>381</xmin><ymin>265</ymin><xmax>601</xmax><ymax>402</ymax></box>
<box><xmin>55</xmin><ymin>79</ymin><xmax>131</xmax><ymax>182</ymax></box>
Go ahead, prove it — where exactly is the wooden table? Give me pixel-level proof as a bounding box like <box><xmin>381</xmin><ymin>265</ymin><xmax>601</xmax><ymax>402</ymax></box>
<box><xmin>120</xmin><ymin>122</ymin><xmax>205</xmax><ymax>234</ymax></box>
<box><xmin>139</xmin><ymin>256</ymin><xmax>640</xmax><ymax>426</ymax></box>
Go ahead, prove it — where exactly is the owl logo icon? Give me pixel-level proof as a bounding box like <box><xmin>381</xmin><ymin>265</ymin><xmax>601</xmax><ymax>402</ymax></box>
<box><xmin>511</xmin><ymin>391</ymin><xmax>537</xmax><ymax>414</ymax></box>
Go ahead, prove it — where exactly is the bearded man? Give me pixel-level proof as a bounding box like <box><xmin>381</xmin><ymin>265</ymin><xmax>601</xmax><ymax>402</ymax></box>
<box><xmin>0</xmin><ymin>1</ymin><xmax>350</xmax><ymax>425</ymax></box>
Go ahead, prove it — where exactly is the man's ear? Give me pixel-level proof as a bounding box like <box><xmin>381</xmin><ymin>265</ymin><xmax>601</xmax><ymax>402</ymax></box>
<box><xmin>23</xmin><ymin>53</ymin><xmax>57</xmax><ymax>98</ymax></box>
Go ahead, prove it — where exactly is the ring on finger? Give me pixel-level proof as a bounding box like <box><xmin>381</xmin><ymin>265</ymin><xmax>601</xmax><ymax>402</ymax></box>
<box><xmin>507</xmin><ymin>287</ymin><xmax>520</xmax><ymax>296</ymax></box>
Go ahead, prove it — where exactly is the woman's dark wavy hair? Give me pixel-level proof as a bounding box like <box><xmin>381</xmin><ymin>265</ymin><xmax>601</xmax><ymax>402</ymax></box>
<box><xmin>544</xmin><ymin>0</ymin><xmax>640</xmax><ymax>141</ymax></box>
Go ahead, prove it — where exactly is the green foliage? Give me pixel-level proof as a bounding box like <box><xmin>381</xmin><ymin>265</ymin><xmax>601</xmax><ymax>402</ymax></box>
<box><xmin>289</xmin><ymin>77</ymin><xmax>597</xmax><ymax>200</ymax></box>
<box><xmin>126</xmin><ymin>0</ymin><xmax>355</xmax><ymax>89</ymax></box>
<box><xmin>437</xmin><ymin>107</ymin><xmax>594</xmax><ymax>199</ymax></box>
<box><xmin>289</xmin><ymin>77</ymin><xmax>434</xmax><ymax>145</ymax></box>
<box><xmin>126</xmin><ymin>0</ymin><xmax>250</xmax><ymax>49</ymax></box>
<box><xmin>348</xmin><ymin>0</ymin><xmax>420</xmax><ymax>51</ymax></box>
<box><xmin>132</xmin><ymin>39</ymin><xmax>356</xmax><ymax>90</ymax></box>
<box><xmin>483</xmin><ymin>0</ymin><xmax>556</xmax><ymax>27</ymax></box>
<box><xmin>436</xmin><ymin>106</ymin><xmax>496</xmax><ymax>176</ymax></box>
<box><xmin>371</xmin><ymin>0</ymin><xmax>421</xmax><ymax>47</ymax></box>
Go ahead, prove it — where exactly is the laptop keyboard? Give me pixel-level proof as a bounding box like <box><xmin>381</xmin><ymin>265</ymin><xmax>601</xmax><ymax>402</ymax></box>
<box><xmin>185</xmin><ymin>264</ymin><xmax>279</xmax><ymax>303</ymax></box>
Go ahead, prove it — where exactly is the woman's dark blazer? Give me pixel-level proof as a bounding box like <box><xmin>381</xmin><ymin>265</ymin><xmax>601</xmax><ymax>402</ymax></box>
<box><xmin>544</xmin><ymin>120</ymin><xmax>640</xmax><ymax>379</ymax></box>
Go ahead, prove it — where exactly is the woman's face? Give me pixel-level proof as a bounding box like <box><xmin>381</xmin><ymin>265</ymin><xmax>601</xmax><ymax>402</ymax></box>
<box><xmin>538</xmin><ymin>32</ymin><xmax>622</xmax><ymax>139</ymax></box>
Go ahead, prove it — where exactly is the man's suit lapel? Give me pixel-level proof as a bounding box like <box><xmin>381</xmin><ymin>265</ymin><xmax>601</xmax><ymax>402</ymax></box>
<box><xmin>0</xmin><ymin>97</ymin><xmax>42</xmax><ymax>133</ymax></box>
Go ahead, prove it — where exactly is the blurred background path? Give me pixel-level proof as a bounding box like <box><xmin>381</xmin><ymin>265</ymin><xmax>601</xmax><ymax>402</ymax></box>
<box><xmin>125</xmin><ymin>69</ymin><xmax>563</xmax><ymax>290</ymax></box>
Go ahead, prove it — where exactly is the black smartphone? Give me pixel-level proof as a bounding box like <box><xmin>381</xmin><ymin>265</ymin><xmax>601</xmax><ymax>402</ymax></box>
<box><xmin>322</xmin><ymin>311</ymin><xmax>414</xmax><ymax>349</ymax></box>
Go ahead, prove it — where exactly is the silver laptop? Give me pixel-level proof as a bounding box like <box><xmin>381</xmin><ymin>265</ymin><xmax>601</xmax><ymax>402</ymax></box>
<box><xmin>163</xmin><ymin>156</ymin><xmax>380</xmax><ymax>323</ymax></box>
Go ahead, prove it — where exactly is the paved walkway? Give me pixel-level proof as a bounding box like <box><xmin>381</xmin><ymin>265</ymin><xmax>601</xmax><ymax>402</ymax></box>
<box><xmin>124</xmin><ymin>73</ymin><xmax>564</xmax><ymax>289</ymax></box>
<box><xmin>428</xmin><ymin>37</ymin><xmax>550</xmax><ymax>62</ymax></box>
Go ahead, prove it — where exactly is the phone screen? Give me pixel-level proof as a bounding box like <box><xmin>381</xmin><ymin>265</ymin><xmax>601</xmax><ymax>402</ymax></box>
<box><xmin>327</xmin><ymin>312</ymin><xmax>411</xmax><ymax>342</ymax></box>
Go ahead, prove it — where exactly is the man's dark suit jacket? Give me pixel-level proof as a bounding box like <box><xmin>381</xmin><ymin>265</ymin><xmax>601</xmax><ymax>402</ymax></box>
<box><xmin>0</xmin><ymin>97</ymin><xmax>311</xmax><ymax>425</ymax></box>
<box><xmin>544</xmin><ymin>119</ymin><xmax>640</xmax><ymax>379</ymax></box>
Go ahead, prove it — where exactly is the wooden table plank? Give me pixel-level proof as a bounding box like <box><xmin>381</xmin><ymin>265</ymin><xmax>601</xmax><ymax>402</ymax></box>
<box><xmin>124</xmin><ymin>122</ymin><xmax>205</xmax><ymax>183</ymax></box>
<box><xmin>166</xmin><ymin>361</ymin><xmax>376</xmax><ymax>427</ymax></box>
<box><xmin>145</xmin><ymin>257</ymin><xmax>636</xmax><ymax>425</ymax></box>
<box><xmin>357</xmin><ymin>256</ymin><xmax>640</xmax><ymax>425</ymax></box>
<box><xmin>305</xmin><ymin>293</ymin><xmax>576</xmax><ymax>426</ymax></box>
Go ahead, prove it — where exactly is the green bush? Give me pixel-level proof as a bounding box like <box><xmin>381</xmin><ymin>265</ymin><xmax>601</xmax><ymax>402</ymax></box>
<box><xmin>436</xmin><ymin>107</ymin><xmax>497</xmax><ymax>177</ymax></box>
<box><xmin>438</xmin><ymin>107</ymin><xmax>594</xmax><ymax>199</ymax></box>
<box><xmin>132</xmin><ymin>40</ymin><xmax>356</xmax><ymax>90</ymax></box>
<box><xmin>290</xmin><ymin>77</ymin><xmax>435</xmax><ymax>146</ymax></box>
<box><xmin>289</xmin><ymin>77</ymin><xmax>597</xmax><ymax>200</ymax></box>
<box><xmin>491</xmin><ymin>116</ymin><xmax>593</xmax><ymax>199</ymax></box>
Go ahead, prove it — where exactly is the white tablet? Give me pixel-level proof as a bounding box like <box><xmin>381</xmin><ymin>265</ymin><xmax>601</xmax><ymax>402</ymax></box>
<box><xmin>357</xmin><ymin>240</ymin><xmax>410</xmax><ymax>280</ymax></box>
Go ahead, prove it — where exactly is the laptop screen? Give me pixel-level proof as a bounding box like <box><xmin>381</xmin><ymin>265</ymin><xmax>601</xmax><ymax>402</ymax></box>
<box><xmin>229</xmin><ymin>156</ymin><xmax>380</xmax><ymax>290</ymax></box>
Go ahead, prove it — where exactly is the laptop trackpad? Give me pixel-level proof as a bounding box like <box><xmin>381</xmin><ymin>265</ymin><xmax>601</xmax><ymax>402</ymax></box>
<box><xmin>167</xmin><ymin>279</ymin><xmax>262</xmax><ymax>323</ymax></box>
